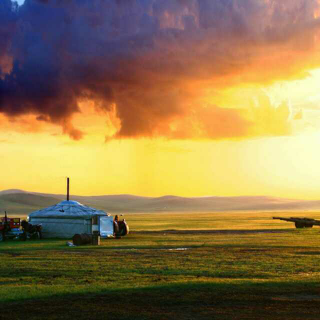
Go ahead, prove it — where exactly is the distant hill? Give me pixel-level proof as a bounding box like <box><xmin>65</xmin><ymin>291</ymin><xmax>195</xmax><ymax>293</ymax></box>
<box><xmin>0</xmin><ymin>189</ymin><xmax>27</xmax><ymax>195</ymax></box>
<box><xmin>1</xmin><ymin>189</ymin><xmax>320</xmax><ymax>215</ymax></box>
<box><xmin>0</xmin><ymin>193</ymin><xmax>61</xmax><ymax>215</ymax></box>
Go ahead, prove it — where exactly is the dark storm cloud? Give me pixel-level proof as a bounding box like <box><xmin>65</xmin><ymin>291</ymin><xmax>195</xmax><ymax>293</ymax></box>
<box><xmin>0</xmin><ymin>0</ymin><xmax>319</xmax><ymax>139</ymax></box>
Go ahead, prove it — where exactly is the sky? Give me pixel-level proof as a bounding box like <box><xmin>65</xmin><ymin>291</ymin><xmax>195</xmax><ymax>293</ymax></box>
<box><xmin>1</xmin><ymin>0</ymin><xmax>320</xmax><ymax>198</ymax></box>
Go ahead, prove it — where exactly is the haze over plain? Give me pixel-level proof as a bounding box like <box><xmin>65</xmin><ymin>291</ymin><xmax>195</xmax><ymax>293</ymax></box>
<box><xmin>2</xmin><ymin>189</ymin><xmax>320</xmax><ymax>214</ymax></box>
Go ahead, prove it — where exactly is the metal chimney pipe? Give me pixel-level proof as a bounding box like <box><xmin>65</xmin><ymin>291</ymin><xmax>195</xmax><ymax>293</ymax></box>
<box><xmin>67</xmin><ymin>177</ymin><xmax>70</xmax><ymax>201</ymax></box>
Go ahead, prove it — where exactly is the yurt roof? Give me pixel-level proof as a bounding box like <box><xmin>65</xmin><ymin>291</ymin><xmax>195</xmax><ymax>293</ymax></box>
<box><xmin>29</xmin><ymin>200</ymin><xmax>109</xmax><ymax>220</ymax></box>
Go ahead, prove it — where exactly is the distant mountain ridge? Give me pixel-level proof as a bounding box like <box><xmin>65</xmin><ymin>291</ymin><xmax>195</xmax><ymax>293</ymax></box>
<box><xmin>0</xmin><ymin>189</ymin><xmax>320</xmax><ymax>215</ymax></box>
<box><xmin>0</xmin><ymin>189</ymin><xmax>27</xmax><ymax>195</ymax></box>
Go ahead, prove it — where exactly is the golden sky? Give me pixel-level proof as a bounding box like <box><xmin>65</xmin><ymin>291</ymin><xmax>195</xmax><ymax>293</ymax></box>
<box><xmin>2</xmin><ymin>0</ymin><xmax>320</xmax><ymax>199</ymax></box>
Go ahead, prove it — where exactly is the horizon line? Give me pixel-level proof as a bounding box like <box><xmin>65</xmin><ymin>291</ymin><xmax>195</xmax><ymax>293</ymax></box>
<box><xmin>0</xmin><ymin>188</ymin><xmax>315</xmax><ymax>202</ymax></box>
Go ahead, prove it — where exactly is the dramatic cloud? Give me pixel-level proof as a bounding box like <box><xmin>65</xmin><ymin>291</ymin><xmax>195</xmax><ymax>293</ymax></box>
<box><xmin>0</xmin><ymin>0</ymin><xmax>319</xmax><ymax>140</ymax></box>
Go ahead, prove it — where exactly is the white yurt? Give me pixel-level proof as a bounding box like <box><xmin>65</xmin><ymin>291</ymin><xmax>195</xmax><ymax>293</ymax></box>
<box><xmin>28</xmin><ymin>200</ymin><xmax>114</xmax><ymax>239</ymax></box>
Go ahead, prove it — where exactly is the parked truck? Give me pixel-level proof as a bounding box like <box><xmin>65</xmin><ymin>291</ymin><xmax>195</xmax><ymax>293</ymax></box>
<box><xmin>0</xmin><ymin>212</ymin><xmax>23</xmax><ymax>241</ymax></box>
<box><xmin>0</xmin><ymin>211</ymin><xmax>42</xmax><ymax>241</ymax></box>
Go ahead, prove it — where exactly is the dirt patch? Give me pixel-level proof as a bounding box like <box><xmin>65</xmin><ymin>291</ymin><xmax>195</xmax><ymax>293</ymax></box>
<box><xmin>239</xmin><ymin>248</ymin><xmax>269</xmax><ymax>253</ymax></box>
<box><xmin>0</xmin><ymin>251</ymin><xmax>21</xmax><ymax>257</ymax></box>
<box><xmin>295</xmin><ymin>251</ymin><xmax>320</xmax><ymax>255</ymax></box>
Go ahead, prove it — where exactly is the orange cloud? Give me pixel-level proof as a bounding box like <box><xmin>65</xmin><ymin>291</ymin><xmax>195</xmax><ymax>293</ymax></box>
<box><xmin>0</xmin><ymin>0</ymin><xmax>320</xmax><ymax>140</ymax></box>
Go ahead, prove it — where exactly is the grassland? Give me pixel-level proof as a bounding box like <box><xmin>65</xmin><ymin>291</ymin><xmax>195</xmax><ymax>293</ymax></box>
<box><xmin>125</xmin><ymin>210</ymin><xmax>320</xmax><ymax>230</ymax></box>
<box><xmin>1</xmin><ymin>212</ymin><xmax>320</xmax><ymax>319</ymax></box>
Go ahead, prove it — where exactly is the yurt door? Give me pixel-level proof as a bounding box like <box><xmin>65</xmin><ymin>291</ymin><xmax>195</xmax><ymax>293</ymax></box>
<box><xmin>99</xmin><ymin>216</ymin><xmax>114</xmax><ymax>238</ymax></box>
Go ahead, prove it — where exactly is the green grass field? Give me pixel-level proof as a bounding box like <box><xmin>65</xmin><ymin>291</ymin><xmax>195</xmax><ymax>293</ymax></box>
<box><xmin>124</xmin><ymin>211</ymin><xmax>320</xmax><ymax>230</ymax></box>
<box><xmin>1</xmin><ymin>212</ymin><xmax>320</xmax><ymax>319</ymax></box>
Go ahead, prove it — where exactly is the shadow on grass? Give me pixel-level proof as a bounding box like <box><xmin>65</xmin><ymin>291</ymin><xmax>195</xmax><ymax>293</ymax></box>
<box><xmin>295</xmin><ymin>251</ymin><xmax>320</xmax><ymax>255</ymax></box>
<box><xmin>0</xmin><ymin>239</ymin><xmax>314</xmax><ymax>254</ymax></box>
<box><xmin>1</xmin><ymin>281</ymin><xmax>320</xmax><ymax>320</ymax></box>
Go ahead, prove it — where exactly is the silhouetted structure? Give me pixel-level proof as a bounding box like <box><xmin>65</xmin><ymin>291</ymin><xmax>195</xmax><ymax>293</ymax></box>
<box><xmin>273</xmin><ymin>217</ymin><xmax>320</xmax><ymax>228</ymax></box>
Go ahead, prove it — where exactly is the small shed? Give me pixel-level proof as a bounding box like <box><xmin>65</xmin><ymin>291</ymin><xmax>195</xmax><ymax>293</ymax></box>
<box><xmin>28</xmin><ymin>200</ymin><xmax>114</xmax><ymax>239</ymax></box>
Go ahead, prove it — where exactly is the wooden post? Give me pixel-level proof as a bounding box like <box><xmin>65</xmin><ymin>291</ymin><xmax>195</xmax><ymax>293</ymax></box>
<box><xmin>92</xmin><ymin>216</ymin><xmax>100</xmax><ymax>245</ymax></box>
<box><xmin>92</xmin><ymin>231</ymin><xmax>101</xmax><ymax>245</ymax></box>
<box><xmin>67</xmin><ymin>177</ymin><xmax>70</xmax><ymax>201</ymax></box>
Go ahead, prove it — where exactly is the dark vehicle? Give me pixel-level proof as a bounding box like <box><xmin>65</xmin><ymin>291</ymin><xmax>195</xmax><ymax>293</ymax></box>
<box><xmin>273</xmin><ymin>217</ymin><xmax>320</xmax><ymax>228</ymax></box>
<box><xmin>21</xmin><ymin>220</ymin><xmax>43</xmax><ymax>240</ymax></box>
<box><xmin>0</xmin><ymin>212</ymin><xmax>23</xmax><ymax>241</ymax></box>
<box><xmin>113</xmin><ymin>215</ymin><xmax>129</xmax><ymax>238</ymax></box>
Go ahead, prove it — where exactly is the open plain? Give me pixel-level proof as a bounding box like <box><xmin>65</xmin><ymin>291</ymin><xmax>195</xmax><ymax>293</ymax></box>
<box><xmin>1</xmin><ymin>212</ymin><xmax>320</xmax><ymax>319</ymax></box>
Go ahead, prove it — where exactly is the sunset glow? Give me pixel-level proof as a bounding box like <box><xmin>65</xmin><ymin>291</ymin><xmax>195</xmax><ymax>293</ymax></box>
<box><xmin>2</xmin><ymin>0</ymin><xmax>320</xmax><ymax>199</ymax></box>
